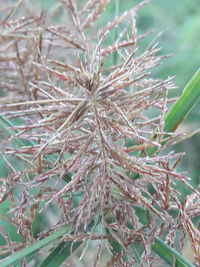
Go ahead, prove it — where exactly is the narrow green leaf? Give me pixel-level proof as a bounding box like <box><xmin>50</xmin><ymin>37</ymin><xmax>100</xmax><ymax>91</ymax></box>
<box><xmin>0</xmin><ymin>227</ymin><xmax>70</xmax><ymax>267</ymax></box>
<box><xmin>152</xmin><ymin>237</ymin><xmax>195</xmax><ymax>267</ymax></box>
<box><xmin>146</xmin><ymin>68</ymin><xmax>200</xmax><ymax>155</ymax></box>
<box><xmin>39</xmin><ymin>241</ymin><xmax>82</xmax><ymax>267</ymax></box>
<box><xmin>136</xmin><ymin>206</ymin><xmax>194</xmax><ymax>266</ymax></box>
<box><xmin>164</xmin><ymin>68</ymin><xmax>200</xmax><ymax>132</ymax></box>
<box><xmin>40</xmin><ymin>215</ymin><xmax>100</xmax><ymax>267</ymax></box>
<box><xmin>133</xmin><ymin>207</ymin><xmax>195</xmax><ymax>266</ymax></box>
<box><xmin>130</xmin><ymin>243</ymin><xmax>140</xmax><ymax>264</ymax></box>
<box><xmin>107</xmin><ymin>207</ymin><xmax>195</xmax><ymax>266</ymax></box>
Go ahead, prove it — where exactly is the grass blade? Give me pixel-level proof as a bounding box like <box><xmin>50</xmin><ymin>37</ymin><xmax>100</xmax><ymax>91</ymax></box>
<box><xmin>146</xmin><ymin>68</ymin><xmax>200</xmax><ymax>155</ymax></box>
<box><xmin>0</xmin><ymin>227</ymin><xmax>71</xmax><ymax>267</ymax></box>
<box><xmin>111</xmin><ymin>206</ymin><xmax>195</xmax><ymax>266</ymax></box>
<box><xmin>40</xmin><ymin>215</ymin><xmax>100</xmax><ymax>267</ymax></box>
<box><xmin>134</xmin><ymin>207</ymin><xmax>195</xmax><ymax>266</ymax></box>
<box><xmin>39</xmin><ymin>241</ymin><xmax>82</xmax><ymax>267</ymax></box>
<box><xmin>152</xmin><ymin>237</ymin><xmax>195</xmax><ymax>267</ymax></box>
<box><xmin>164</xmin><ymin>68</ymin><xmax>200</xmax><ymax>132</ymax></box>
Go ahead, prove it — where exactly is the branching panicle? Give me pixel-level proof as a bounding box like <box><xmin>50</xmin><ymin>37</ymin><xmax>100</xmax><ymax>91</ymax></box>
<box><xmin>0</xmin><ymin>0</ymin><xmax>199</xmax><ymax>266</ymax></box>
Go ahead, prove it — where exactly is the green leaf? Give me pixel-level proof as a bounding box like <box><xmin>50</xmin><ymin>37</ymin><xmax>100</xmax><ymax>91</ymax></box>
<box><xmin>134</xmin><ymin>207</ymin><xmax>195</xmax><ymax>266</ymax></box>
<box><xmin>39</xmin><ymin>241</ymin><xmax>82</xmax><ymax>267</ymax></box>
<box><xmin>107</xmin><ymin>206</ymin><xmax>195</xmax><ymax>266</ymax></box>
<box><xmin>164</xmin><ymin>68</ymin><xmax>200</xmax><ymax>132</ymax></box>
<box><xmin>130</xmin><ymin>243</ymin><xmax>141</xmax><ymax>264</ymax></box>
<box><xmin>40</xmin><ymin>215</ymin><xmax>100</xmax><ymax>267</ymax></box>
<box><xmin>0</xmin><ymin>226</ymin><xmax>70</xmax><ymax>267</ymax></box>
<box><xmin>133</xmin><ymin>207</ymin><xmax>194</xmax><ymax>265</ymax></box>
<box><xmin>152</xmin><ymin>237</ymin><xmax>195</xmax><ymax>267</ymax></box>
<box><xmin>146</xmin><ymin>68</ymin><xmax>200</xmax><ymax>155</ymax></box>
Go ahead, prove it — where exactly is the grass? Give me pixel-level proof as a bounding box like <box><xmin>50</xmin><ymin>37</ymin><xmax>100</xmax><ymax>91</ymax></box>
<box><xmin>0</xmin><ymin>0</ymin><xmax>200</xmax><ymax>266</ymax></box>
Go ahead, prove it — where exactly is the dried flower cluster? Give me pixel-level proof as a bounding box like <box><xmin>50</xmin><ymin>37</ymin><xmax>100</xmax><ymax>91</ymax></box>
<box><xmin>0</xmin><ymin>0</ymin><xmax>199</xmax><ymax>266</ymax></box>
